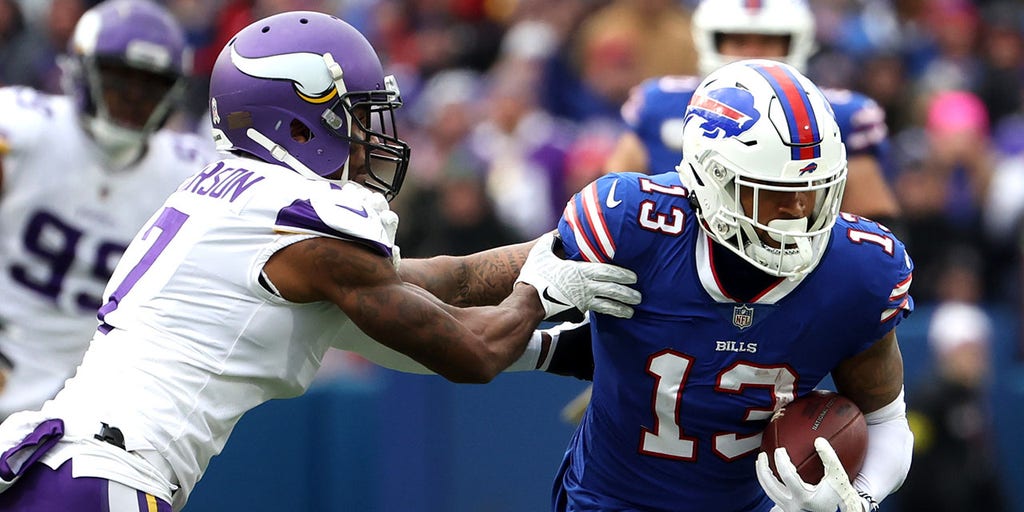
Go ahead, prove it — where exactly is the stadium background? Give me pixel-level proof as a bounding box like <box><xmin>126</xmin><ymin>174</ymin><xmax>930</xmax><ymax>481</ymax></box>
<box><xmin>3</xmin><ymin>0</ymin><xmax>1024</xmax><ymax>510</ymax></box>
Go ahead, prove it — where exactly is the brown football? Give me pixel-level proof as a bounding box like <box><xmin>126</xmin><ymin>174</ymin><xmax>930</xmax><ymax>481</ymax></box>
<box><xmin>760</xmin><ymin>390</ymin><xmax>868</xmax><ymax>484</ymax></box>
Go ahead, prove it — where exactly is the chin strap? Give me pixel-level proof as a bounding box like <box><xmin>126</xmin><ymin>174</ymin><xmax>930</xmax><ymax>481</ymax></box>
<box><xmin>244</xmin><ymin>128</ymin><xmax>347</xmax><ymax>186</ymax></box>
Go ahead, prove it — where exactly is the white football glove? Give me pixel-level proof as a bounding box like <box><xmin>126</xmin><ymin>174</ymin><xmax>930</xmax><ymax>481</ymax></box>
<box><xmin>515</xmin><ymin>232</ymin><xmax>641</xmax><ymax>319</ymax></box>
<box><xmin>757</xmin><ymin>438</ymin><xmax>872</xmax><ymax>512</ymax></box>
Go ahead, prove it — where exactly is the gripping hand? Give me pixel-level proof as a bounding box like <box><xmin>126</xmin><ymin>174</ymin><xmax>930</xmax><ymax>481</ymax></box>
<box><xmin>516</xmin><ymin>232</ymin><xmax>640</xmax><ymax>319</ymax></box>
<box><xmin>756</xmin><ymin>438</ymin><xmax>871</xmax><ymax>512</ymax></box>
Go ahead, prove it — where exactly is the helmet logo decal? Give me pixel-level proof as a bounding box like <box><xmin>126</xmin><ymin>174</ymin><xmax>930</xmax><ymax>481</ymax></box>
<box><xmin>748</xmin><ymin>63</ymin><xmax>821</xmax><ymax>160</ymax></box>
<box><xmin>798</xmin><ymin>162</ymin><xmax>817</xmax><ymax>175</ymax></box>
<box><xmin>230</xmin><ymin>45</ymin><xmax>338</xmax><ymax>104</ymax></box>
<box><xmin>686</xmin><ymin>87</ymin><xmax>761</xmax><ymax>139</ymax></box>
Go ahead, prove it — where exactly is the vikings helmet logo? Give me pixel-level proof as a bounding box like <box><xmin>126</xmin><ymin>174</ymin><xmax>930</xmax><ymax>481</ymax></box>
<box><xmin>686</xmin><ymin>87</ymin><xmax>761</xmax><ymax>139</ymax></box>
<box><xmin>230</xmin><ymin>45</ymin><xmax>338</xmax><ymax>104</ymax></box>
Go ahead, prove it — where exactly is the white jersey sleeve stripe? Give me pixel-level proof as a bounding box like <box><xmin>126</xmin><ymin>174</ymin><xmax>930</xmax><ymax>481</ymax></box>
<box><xmin>564</xmin><ymin>200</ymin><xmax>606</xmax><ymax>263</ymax></box>
<box><xmin>880</xmin><ymin>296</ymin><xmax>911</xmax><ymax>324</ymax></box>
<box><xmin>580</xmin><ymin>183</ymin><xmax>617</xmax><ymax>260</ymax></box>
<box><xmin>889</xmin><ymin>274</ymin><xmax>912</xmax><ymax>300</ymax></box>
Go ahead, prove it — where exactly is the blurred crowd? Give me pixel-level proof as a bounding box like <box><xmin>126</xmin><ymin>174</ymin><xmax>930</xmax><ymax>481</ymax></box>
<box><xmin>3</xmin><ymin>0</ymin><xmax>1023</xmax><ymax>508</ymax></box>
<box><xmin>4</xmin><ymin>0</ymin><xmax>1024</xmax><ymax>314</ymax></box>
<box><xmin>4</xmin><ymin>0</ymin><xmax>1024</xmax><ymax>305</ymax></box>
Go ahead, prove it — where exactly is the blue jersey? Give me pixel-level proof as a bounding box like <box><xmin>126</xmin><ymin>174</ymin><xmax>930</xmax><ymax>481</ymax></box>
<box><xmin>622</xmin><ymin>75</ymin><xmax>889</xmax><ymax>173</ymax></box>
<box><xmin>553</xmin><ymin>172</ymin><xmax>914</xmax><ymax>512</ymax></box>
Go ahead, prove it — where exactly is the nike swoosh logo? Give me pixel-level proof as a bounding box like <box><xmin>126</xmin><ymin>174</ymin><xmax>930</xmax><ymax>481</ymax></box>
<box><xmin>337</xmin><ymin>204</ymin><xmax>369</xmax><ymax>217</ymax></box>
<box><xmin>541</xmin><ymin>287</ymin><xmax>570</xmax><ymax>306</ymax></box>
<box><xmin>605</xmin><ymin>181</ymin><xmax>622</xmax><ymax>208</ymax></box>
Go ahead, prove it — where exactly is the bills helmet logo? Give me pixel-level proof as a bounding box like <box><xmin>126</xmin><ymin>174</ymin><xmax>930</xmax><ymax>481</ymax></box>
<box><xmin>686</xmin><ymin>88</ymin><xmax>761</xmax><ymax>139</ymax></box>
<box><xmin>798</xmin><ymin>162</ymin><xmax>818</xmax><ymax>175</ymax></box>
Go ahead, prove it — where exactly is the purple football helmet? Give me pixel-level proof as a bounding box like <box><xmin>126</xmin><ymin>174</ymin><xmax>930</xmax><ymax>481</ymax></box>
<box><xmin>209</xmin><ymin>11</ymin><xmax>411</xmax><ymax>200</ymax></box>
<box><xmin>62</xmin><ymin>0</ymin><xmax>188</xmax><ymax>159</ymax></box>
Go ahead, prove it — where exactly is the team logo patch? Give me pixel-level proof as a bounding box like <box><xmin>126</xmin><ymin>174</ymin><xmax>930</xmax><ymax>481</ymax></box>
<box><xmin>230</xmin><ymin>45</ymin><xmax>338</xmax><ymax>104</ymax></box>
<box><xmin>798</xmin><ymin>162</ymin><xmax>817</xmax><ymax>175</ymax></box>
<box><xmin>732</xmin><ymin>304</ymin><xmax>754</xmax><ymax>330</ymax></box>
<box><xmin>686</xmin><ymin>87</ymin><xmax>761</xmax><ymax>139</ymax></box>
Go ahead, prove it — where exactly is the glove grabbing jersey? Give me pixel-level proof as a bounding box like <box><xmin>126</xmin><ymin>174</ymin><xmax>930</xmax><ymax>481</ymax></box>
<box><xmin>516</xmin><ymin>232</ymin><xmax>641</xmax><ymax>319</ymax></box>
<box><xmin>756</xmin><ymin>438</ymin><xmax>874</xmax><ymax>512</ymax></box>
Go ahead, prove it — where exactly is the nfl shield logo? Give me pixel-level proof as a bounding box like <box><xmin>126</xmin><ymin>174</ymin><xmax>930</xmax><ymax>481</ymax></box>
<box><xmin>732</xmin><ymin>305</ymin><xmax>754</xmax><ymax>329</ymax></box>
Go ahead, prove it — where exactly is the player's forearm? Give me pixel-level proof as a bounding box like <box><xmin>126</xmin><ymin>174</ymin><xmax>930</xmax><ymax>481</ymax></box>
<box><xmin>853</xmin><ymin>388</ymin><xmax>913</xmax><ymax>507</ymax></box>
<box><xmin>453</xmin><ymin>284</ymin><xmax>546</xmax><ymax>378</ymax></box>
<box><xmin>399</xmin><ymin>241</ymin><xmax>533</xmax><ymax>307</ymax></box>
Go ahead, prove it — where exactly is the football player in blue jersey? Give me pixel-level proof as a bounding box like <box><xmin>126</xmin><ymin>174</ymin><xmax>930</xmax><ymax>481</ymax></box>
<box><xmin>561</xmin><ymin>0</ymin><xmax>906</xmax><ymax>430</ymax></box>
<box><xmin>552</xmin><ymin>59</ymin><xmax>914</xmax><ymax>512</ymax></box>
<box><xmin>603</xmin><ymin>0</ymin><xmax>900</xmax><ymax>227</ymax></box>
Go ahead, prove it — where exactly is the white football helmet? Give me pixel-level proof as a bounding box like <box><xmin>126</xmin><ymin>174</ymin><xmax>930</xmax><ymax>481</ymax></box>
<box><xmin>692</xmin><ymin>0</ymin><xmax>816</xmax><ymax>76</ymax></box>
<box><xmin>678</xmin><ymin>59</ymin><xmax>847</xmax><ymax>278</ymax></box>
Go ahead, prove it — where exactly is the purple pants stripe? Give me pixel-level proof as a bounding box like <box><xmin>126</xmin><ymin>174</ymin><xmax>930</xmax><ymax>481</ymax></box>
<box><xmin>0</xmin><ymin>459</ymin><xmax>171</xmax><ymax>512</ymax></box>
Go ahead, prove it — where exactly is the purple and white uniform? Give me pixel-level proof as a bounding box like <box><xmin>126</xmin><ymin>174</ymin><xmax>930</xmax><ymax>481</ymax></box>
<box><xmin>0</xmin><ymin>86</ymin><xmax>216</xmax><ymax>418</ymax></box>
<box><xmin>0</xmin><ymin>155</ymin><xmax>398</xmax><ymax>510</ymax></box>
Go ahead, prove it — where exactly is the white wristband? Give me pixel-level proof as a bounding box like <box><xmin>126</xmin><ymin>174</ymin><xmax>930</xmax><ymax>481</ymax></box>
<box><xmin>853</xmin><ymin>388</ymin><xmax>914</xmax><ymax>506</ymax></box>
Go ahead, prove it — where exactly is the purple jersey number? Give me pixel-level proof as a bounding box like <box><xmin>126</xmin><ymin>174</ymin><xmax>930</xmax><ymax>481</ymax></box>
<box><xmin>10</xmin><ymin>210</ymin><xmax>128</xmax><ymax>311</ymax></box>
<box><xmin>97</xmin><ymin>207</ymin><xmax>189</xmax><ymax>333</ymax></box>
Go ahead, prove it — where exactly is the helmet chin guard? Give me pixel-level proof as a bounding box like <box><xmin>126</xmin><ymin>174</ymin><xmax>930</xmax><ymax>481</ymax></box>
<box><xmin>678</xmin><ymin>59</ymin><xmax>847</xmax><ymax>278</ymax></box>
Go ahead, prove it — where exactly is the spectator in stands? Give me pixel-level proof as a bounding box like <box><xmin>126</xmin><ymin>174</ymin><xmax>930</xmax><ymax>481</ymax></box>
<box><xmin>0</xmin><ymin>0</ymin><xmax>52</xmax><ymax>88</ymax></box>
<box><xmin>898</xmin><ymin>259</ymin><xmax>1008</xmax><ymax>511</ymax></box>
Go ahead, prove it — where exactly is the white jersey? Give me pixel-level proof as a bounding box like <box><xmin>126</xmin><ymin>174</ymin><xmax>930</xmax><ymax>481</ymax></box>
<box><xmin>36</xmin><ymin>156</ymin><xmax>396</xmax><ymax>509</ymax></box>
<box><xmin>0</xmin><ymin>86</ymin><xmax>218</xmax><ymax>417</ymax></box>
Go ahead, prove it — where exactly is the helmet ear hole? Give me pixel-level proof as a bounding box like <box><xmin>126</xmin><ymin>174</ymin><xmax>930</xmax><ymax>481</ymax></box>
<box><xmin>290</xmin><ymin>119</ymin><xmax>314</xmax><ymax>143</ymax></box>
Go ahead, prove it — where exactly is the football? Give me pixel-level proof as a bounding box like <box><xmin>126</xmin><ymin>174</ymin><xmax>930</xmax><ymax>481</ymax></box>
<box><xmin>760</xmin><ymin>390</ymin><xmax>868</xmax><ymax>485</ymax></box>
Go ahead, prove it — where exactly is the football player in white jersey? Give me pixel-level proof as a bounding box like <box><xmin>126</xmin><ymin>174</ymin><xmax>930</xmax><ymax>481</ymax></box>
<box><xmin>0</xmin><ymin>0</ymin><xmax>218</xmax><ymax>419</ymax></box>
<box><xmin>0</xmin><ymin>11</ymin><xmax>640</xmax><ymax>512</ymax></box>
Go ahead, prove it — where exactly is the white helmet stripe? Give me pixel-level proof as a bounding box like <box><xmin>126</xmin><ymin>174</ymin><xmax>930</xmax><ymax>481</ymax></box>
<box><xmin>230</xmin><ymin>45</ymin><xmax>334</xmax><ymax>98</ymax></box>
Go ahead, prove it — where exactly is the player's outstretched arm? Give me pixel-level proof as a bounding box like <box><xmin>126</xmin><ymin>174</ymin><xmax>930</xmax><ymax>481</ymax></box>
<box><xmin>265</xmin><ymin>236</ymin><xmax>543</xmax><ymax>382</ymax></box>
<box><xmin>398</xmin><ymin>241</ymin><xmax>533</xmax><ymax>307</ymax></box>
<box><xmin>351</xmin><ymin>183</ymin><xmax>532</xmax><ymax>308</ymax></box>
<box><xmin>265</xmin><ymin>235</ymin><xmax>638</xmax><ymax>382</ymax></box>
<box><xmin>399</xmin><ymin>233</ymin><xmax>640</xmax><ymax>320</ymax></box>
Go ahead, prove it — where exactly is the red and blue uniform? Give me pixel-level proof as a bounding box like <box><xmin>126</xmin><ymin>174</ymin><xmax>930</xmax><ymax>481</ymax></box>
<box><xmin>552</xmin><ymin>171</ymin><xmax>913</xmax><ymax>511</ymax></box>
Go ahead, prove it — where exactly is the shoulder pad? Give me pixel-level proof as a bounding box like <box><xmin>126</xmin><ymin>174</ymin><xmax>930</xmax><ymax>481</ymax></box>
<box><xmin>274</xmin><ymin>184</ymin><xmax>394</xmax><ymax>257</ymax></box>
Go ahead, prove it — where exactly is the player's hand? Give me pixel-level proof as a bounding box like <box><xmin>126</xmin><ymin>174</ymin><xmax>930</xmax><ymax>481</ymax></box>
<box><xmin>756</xmin><ymin>438</ymin><xmax>872</xmax><ymax>512</ymax></box>
<box><xmin>516</xmin><ymin>232</ymin><xmax>640</xmax><ymax>319</ymax></box>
